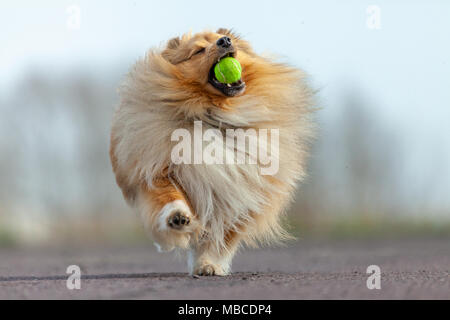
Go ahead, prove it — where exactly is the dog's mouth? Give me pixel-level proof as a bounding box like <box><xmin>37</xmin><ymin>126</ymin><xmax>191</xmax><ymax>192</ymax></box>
<box><xmin>208</xmin><ymin>51</ymin><xmax>246</xmax><ymax>97</ymax></box>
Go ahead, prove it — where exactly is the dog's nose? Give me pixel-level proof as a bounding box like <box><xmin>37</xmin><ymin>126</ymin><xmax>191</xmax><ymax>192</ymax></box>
<box><xmin>216</xmin><ymin>36</ymin><xmax>232</xmax><ymax>48</ymax></box>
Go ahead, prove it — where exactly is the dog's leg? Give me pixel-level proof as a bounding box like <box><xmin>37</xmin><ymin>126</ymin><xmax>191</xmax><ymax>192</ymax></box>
<box><xmin>137</xmin><ymin>177</ymin><xmax>199</xmax><ymax>251</ymax></box>
<box><xmin>187</xmin><ymin>199</ymin><xmax>287</xmax><ymax>276</ymax></box>
<box><xmin>188</xmin><ymin>228</ymin><xmax>243</xmax><ymax>276</ymax></box>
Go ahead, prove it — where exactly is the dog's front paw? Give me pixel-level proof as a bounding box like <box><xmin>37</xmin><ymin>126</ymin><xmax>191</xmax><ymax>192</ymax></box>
<box><xmin>168</xmin><ymin>211</ymin><xmax>190</xmax><ymax>230</ymax></box>
<box><xmin>193</xmin><ymin>263</ymin><xmax>226</xmax><ymax>276</ymax></box>
<box><xmin>158</xmin><ymin>200</ymin><xmax>194</xmax><ymax>232</ymax></box>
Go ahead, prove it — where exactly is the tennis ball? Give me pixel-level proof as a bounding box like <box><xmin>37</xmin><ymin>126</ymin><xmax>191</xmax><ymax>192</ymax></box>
<box><xmin>214</xmin><ymin>57</ymin><xmax>242</xmax><ymax>84</ymax></box>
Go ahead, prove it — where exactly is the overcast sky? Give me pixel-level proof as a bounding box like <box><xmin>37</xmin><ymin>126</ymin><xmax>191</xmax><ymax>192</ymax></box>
<box><xmin>1</xmin><ymin>0</ymin><xmax>449</xmax><ymax>213</ymax></box>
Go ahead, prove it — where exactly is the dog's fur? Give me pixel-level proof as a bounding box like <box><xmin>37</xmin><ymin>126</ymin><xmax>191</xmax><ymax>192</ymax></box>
<box><xmin>110</xmin><ymin>29</ymin><xmax>315</xmax><ymax>275</ymax></box>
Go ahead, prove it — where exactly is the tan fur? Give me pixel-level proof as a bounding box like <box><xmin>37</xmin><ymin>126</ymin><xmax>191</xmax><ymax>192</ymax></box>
<box><xmin>110</xmin><ymin>29</ymin><xmax>315</xmax><ymax>275</ymax></box>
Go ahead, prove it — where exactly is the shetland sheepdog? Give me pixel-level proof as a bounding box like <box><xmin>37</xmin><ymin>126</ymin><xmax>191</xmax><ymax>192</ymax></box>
<box><xmin>110</xmin><ymin>28</ymin><xmax>314</xmax><ymax>275</ymax></box>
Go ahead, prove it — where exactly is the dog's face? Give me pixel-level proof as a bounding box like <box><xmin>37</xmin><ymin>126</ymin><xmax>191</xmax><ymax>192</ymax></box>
<box><xmin>162</xmin><ymin>29</ymin><xmax>255</xmax><ymax>97</ymax></box>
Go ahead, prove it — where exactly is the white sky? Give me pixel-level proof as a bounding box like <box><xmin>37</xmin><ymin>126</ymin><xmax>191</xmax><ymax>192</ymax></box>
<box><xmin>1</xmin><ymin>0</ymin><xmax>449</xmax><ymax>213</ymax></box>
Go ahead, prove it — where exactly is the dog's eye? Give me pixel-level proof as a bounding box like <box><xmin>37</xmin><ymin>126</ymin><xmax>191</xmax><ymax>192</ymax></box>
<box><xmin>193</xmin><ymin>47</ymin><xmax>206</xmax><ymax>55</ymax></box>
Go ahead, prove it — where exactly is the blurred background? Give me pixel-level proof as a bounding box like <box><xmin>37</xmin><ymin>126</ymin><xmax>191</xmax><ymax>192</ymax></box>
<box><xmin>1</xmin><ymin>0</ymin><xmax>449</xmax><ymax>247</ymax></box>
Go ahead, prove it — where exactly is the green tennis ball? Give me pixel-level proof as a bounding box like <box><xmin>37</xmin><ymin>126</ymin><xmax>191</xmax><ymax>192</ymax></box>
<box><xmin>214</xmin><ymin>57</ymin><xmax>242</xmax><ymax>84</ymax></box>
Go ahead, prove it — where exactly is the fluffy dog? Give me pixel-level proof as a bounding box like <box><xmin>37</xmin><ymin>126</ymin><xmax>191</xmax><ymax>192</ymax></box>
<box><xmin>110</xmin><ymin>28</ymin><xmax>314</xmax><ymax>275</ymax></box>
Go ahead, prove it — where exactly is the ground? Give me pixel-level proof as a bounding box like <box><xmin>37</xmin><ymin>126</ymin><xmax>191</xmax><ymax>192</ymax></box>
<box><xmin>0</xmin><ymin>238</ymin><xmax>448</xmax><ymax>299</ymax></box>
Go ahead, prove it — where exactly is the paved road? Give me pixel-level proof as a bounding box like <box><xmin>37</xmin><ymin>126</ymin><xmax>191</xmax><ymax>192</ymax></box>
<box><xmin>0</xmin><ymin>238</ymin><xmax>448</xmax><ymax>299</ymax></box>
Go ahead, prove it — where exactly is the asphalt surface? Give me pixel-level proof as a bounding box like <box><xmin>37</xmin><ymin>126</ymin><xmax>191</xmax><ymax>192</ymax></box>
<box><xmin>0</xmin><ymin>238</ymin><xmax>448</xmax><ymax>299</ymax></box>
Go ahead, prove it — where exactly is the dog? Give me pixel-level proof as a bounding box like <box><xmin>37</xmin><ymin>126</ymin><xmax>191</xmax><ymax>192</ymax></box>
<box><xmin>110</xmin><ymin>28</ymin><xmax>315</xmax><ymax>276</ymax></box>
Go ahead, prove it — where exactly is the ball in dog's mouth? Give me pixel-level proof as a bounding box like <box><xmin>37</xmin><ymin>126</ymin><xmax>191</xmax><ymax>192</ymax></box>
<box><xmin>208</xmin><ymin>52</ymin><xmax>245</xmax><ymax>97</ymax></box>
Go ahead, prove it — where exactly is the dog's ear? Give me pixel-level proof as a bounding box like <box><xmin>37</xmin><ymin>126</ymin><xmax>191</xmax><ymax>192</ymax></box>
<box><xmin>162</xmin><ymin>37</ymin><xmax>182</xmax><ymax>64</ymax></box>
<box><xmin>166</xmin><ymin>37</ymin><xmax>181</xmax><ymax>50</ymax></box>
